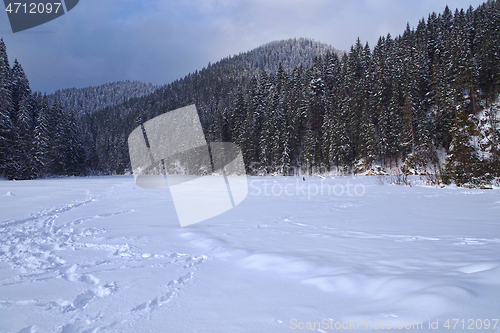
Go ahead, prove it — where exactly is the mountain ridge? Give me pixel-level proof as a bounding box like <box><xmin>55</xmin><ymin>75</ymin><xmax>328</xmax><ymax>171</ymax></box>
<box><xmin>47</xmin><ymin>38</ymin><xmax>345</xmax><ymax>116</ymax></box>
<box><xmin>46</xmin><ymin>80</ymin><xmax>158</xmax><ymax>116</ymax></box>
<box><xmin>48</xmin><ymin>38</ymin><xmax>340</xmax><ymax>116</ymax></box>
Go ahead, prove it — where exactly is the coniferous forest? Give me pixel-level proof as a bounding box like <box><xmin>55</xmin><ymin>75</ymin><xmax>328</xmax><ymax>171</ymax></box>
<box><xmin>1</xmin><ymin>2</ymin><xmax>500</xmax><ymax>186</ymax></box>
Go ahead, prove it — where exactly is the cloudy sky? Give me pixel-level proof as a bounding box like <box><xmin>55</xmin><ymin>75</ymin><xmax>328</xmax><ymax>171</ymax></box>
<box><xmin>0</xmin><ymin>0</ymin><xmax>487</xmax><ymax>93</ymax></box>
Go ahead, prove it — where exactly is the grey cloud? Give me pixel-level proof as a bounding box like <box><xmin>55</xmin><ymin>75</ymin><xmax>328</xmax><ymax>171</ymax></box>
<box><xmin>1</xmin><ymin>0</ymin><xmax>487</xmax><ymax>93</ymax></box>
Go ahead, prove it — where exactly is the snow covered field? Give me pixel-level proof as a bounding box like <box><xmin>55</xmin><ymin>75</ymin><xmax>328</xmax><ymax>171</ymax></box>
<box><xmin>1</xmin><ymin>176</ymin><xmax>499</xmax><ymax>333</ymax></box>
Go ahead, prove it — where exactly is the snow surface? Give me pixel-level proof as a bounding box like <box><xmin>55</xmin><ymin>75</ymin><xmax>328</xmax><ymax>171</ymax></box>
<box><xmin>0</xmin><ymin>176</ymin><xmax>499</xmax><ymax>333</ymax></box>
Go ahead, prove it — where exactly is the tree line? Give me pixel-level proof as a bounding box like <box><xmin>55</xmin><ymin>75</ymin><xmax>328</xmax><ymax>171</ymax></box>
<box><xmin>0</xmin><ymin>42</ymin><xmax>157</xmax><ymax>179</ymax></box>
<box><xmin>1</xmin><ymin>2</ymin><xmax>500</xmax><ymax>186</ymax></box>
<box><xmin>210</xmin><ymin>2</ymin><xmax>500</xmax><ymax>186</ymax></box>
<box><xmin>0</xmin><ymin>45</ymin><xmax>86</xmax><ymax>179</ymax></box>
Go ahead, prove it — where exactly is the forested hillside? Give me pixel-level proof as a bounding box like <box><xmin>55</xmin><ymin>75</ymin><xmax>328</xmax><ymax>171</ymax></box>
<box><xmin>0</xmin><ymin>38</ymin><xmax>338</xmax><ymax>179</ymax></box>
<box><xmin>0</xmin><ymin>51</ymin><xmax>159</xmax><ymax>179</ymax></box>
<box><xmin>47</xmin><ymin>81</ymin><xmax>158</xmax><ymax>116</ymax></box>
<box><xmin>1</xmin><ymin>2</ymin><xmax>500</xmax><ymax>186</ymax></box>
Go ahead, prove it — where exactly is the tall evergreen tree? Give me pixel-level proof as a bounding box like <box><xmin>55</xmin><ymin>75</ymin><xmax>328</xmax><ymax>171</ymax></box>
<box><xmin>51</xmin><ymin>100</ymin><xmax>67</xmax><ymax>174</ymax></box>
<box><xmin>12</xmin><ymin>96</ymin><xmax>34</xmax><ymax>179</ymax></box>
<box><xmin>33</xmin><ymin>97</ymin><xmax>51</xmax><ymax>177</ymax></box>
<box><xmin>64</xmin><ymin>108</ymin><xmax>85</xmax><ymax>175</ymax></box>
<box><xmin>11</xmin><ymin>59</ymin><xmax>31</xmax><ymax>123</ymax></box>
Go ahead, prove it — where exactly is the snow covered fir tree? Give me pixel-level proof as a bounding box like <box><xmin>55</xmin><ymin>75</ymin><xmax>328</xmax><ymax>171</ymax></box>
<box><xmin>1</xmin><ymin>1</ymin><xmax>500</xmax><ymax>187</ymax></box>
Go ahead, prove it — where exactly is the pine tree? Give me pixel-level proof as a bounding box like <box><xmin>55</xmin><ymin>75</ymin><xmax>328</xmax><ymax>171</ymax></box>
<box><xmin>257</xmin><ymin>71</ymin><xmax>277</xmax><ymax>171</ymax></box>
<box><xmin>443</xmin><ymin>111</ymin><xmax>480</xmax><ymax>185</ymax></box>
<box><xmin>359</xmin><ymin>108</ymin><xmax>377</xmax><ymax>166</ymax></box>
<box><xmin>386</xmin><ymin>91</ymin><xmax>403</xmax><ymax>168</ymax></box>
<box><xmin>357</xmin><ymin>42</ymin><xmax>376</xmax><ymax>166</ymax></box>
<box><xmin>273</xmin><ymin>63</ymin><xmax>290</xmax><ymax>174</ymax></box>
<box><xmin>372</xmin><ymin>36</ymin><xmax>393</xmax><ymax>167</ymax></box>
<box><xmin>242</xmin><ymin>76</ymin><xmax>259</xmax><ymax>170</ymax></box>
<box><xmin>64</xmin><ymin>108</ymin><xmax>85</xmax><ymax>175</ymax></box>
<box><xmin>232</xmin><ymin>85</ymin><xmax>247</xmax><ymax>148</ymax></box>
<box><xmin>321</xmin><ymin>105</ymin><xmax>349</xmax><ymax>173</ymax></box>
<box><xmin>11</xmin><ymin>59</ymin><xmax>31</xmax><ymax>124</ymax></box>
<box><xmin>12</xmin><ymin>96</ymin><xmax>34</xmax><ymax>179</ymax></box>
<box><xmin>286</xmin><ymin>66</ymin><xmax>303</xmax><ymax>171</ymax></box>
<box><xmin>51</xmin><ymin>100</ymin><xmax>67</xmax><ymax>174</ymax></box>
<box><xmin>269</xmin><ymin>90</ymin><xmax>283</xmax><ymax>172</ymax></box>
<box><xmin>259</xmin><ymin>102</ymin><xmax>273</xmax><ymax>172</ymax></box>
<box><xmin>33</xmin><ymin>97</ymin><xmax>51</xmax><ymax>177</ymax></box>
<box><xmin>430</xmin><ymin>52</ymin><xmax>454</xmax><ymax>152</ymax></box>
<box><xmin>301</xmin><ymin>129</ymin><xmax>317</xmax><ymax>175</ymax></box>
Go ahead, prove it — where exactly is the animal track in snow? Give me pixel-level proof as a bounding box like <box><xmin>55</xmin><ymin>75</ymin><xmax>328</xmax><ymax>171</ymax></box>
<box><xmin>56</xmin><ymin>281</ymin><xmax>117</xmax><ymax>313</ymax></box>
<box><xmin>0</xmin><ymin>207</ymin><xmax>132</xmax><ymax>279</ymax></box>
<box><xmin>131</xmin><ymin>258</ymin><xmax>204</xmax><ymax>313</ymax></box>
<box><xmin>132</xmin><ymin>272</ymin><xmax>194</xmax><ymax>313</ymax></box>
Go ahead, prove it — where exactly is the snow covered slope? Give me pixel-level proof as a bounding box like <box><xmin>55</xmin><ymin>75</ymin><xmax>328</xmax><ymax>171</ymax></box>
<box><xmin>1</xmin><ymin>176</ymin><xmax>499</xmax><ymax>332</ymax></box>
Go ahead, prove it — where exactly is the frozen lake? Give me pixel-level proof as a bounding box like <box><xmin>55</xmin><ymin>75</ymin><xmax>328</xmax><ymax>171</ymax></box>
<box><xmin>1</xmin><ymin>176</ymin><xmax>499</xmax><ymax>332</ymax></box>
